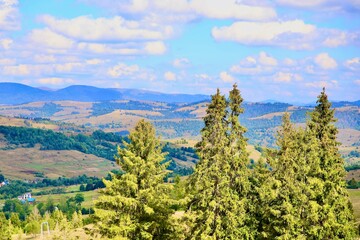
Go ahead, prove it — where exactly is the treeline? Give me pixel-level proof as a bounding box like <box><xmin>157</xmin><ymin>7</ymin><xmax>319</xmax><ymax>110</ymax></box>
<box><xmin>0</xmin><ymin>126</ymin><xmax>124</xmax><ymax>160</ymax></box>
<box><xmin>0</xmin><ymin>126</ymin><xmax>194</xmax><ymax>175</ymax></box>
<box><xmin>93</xmin><ymin>86</ymin><xmax>357</xmax><ymax>239</ymax></box>
<box><xmin>0</xmin><ymin>174</ymin><xmax>112</xmax><ymax>199</ymax></box>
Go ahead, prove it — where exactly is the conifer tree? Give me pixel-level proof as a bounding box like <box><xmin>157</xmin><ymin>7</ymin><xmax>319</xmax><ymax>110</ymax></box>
<box><xmin>186</xmin><ymin>85</ymin><xmax>252</xmax><ymax>239</ymax></box>
<box><xmin>94</xmin><ymin>119</ymin><xmax>176</xmax><ymax>240</ymax></box>
<box><xmin>260</xmin><ymin>113</ymin><xmax>309</xmax><ymax>239</ymax></box>
<box><xmin>248</xmin><ymin>158</ymin><xmax>271</xmax><ymax>239</ymax></box>
<box><xmin>306</xmin><ymin>88</ymin><xmax>356</xmax><ymax>239</ymax></box>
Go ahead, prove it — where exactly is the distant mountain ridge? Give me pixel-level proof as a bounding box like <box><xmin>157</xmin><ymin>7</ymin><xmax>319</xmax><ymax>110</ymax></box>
<box><xmin>0</xmin><ymin>82</ymin><xmax>359</xmax><ymax>106</ymax></box>
<box><xmin>0</xmin><ymin>82</ymin><xmax>210</xmax><ymax>104</ymax></box>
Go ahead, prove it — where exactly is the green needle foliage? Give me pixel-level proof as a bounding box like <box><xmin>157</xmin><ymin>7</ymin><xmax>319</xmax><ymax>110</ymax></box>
<box><xmin>261</xmin><ymin>113</ymin><xmax>310</xmax><ymax>239</ymax></box>
<box><xmin>94</xmin><ymin>119</ymin><xmax>176</xmax><ymax>240</ymax></box>
<box><xmin>185</xmin><ymin>84</ymin><xmax>252</xmax><ymax>239</ymax></box>
<box><xmin>306</xmin><ymin>88</ymin><xmax>356</xmax><ymax>239</ymax></box>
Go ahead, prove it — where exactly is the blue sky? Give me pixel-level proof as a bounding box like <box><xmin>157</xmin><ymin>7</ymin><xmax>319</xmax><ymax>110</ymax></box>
<box><xmin>0</xmin><ymin>0</ymin><xmax>359</xmax><ymax>102</ymax></box>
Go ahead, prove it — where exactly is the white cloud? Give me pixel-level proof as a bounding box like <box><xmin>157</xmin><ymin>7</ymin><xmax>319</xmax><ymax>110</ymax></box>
<box><xmin>220</xmin><ymin>71</ymin><xmax>235</xmax><ymax>82</ymax></box>
<box><xmin>86</xmin><ymin>58</ymin><xmax>105</xmax><ymax>65</ymax></box>
<box><xmin>276</xmin><ymin>0</ymin><xmax>327</xmax><ymax>7</ymax></box>
<box><xmin>344</xmin><ymin>57</ymin><xmax>360</xmax><ymax>71</ymax></box>
<box><xmin>86</xmin><ymin>0</ymin><xmax>276</xmax><ymax>21</ymax></box>
<box><xmin>276</xmin><ymin>0</ymin><xmax>360</xmax><ymax>12</ymax></box>
<box><xmin>37</xmin><ymin>77</ymin><xmax>74</xmax><ymax>85</ymax></box>
<box><xmin>323</xmin><ymin>31</ymin><xmax>348</xmax><ymax>47</ymax></box>
<box><xmin>283</xmin><ymin>58</ymin><xmax>297</xmax><ymax>66</ymax></box>
<box><xmin>305</xmin><ymin>80</ymin><xmax>338</xmax><ymax>88</ymax></box>
<box><xmin>0</xmin><ymin>0</ymin><xmax>19</xmax><ymax>31</ymax></box>
<box><xmin>0</xmin><ymin>38</ymin><xmax>13</xmax><ymax>49</ymax></box>
<box><xmin>28</xmin><ymin>28</ymin><xmax>74</xmax><ymax>49</ymax></box>
<box><xmin>2</xmin><ymin>61</ymin><xmax>91</xmax><ymax>77</ymax></box>
<box><xmin>144</xmin><ymin>41</ymin><xmax>166</xmax><ymax>55</ymax></box>
<box><xmin>212</xmin><ymin>20</ymin><xmax>316</xmax><ymax>48</ymax></box>
<box><xmin>314</xmin><ymin>53</ymin><xmax>337</xmax><ymax>70</ymax></box>
<box><xmin>258</xmin><ymin>52</ymin><xmax>278</xmax><ymax>66</ymax></box>
<box><xmin>0</xmin><ymin>58</ymin><xmax>15</xmax><ymax>65</ymax></box>
<box><xmin>211</xmin><ymin>20</ymin><xmax>357</xmax><ymax>49</ymax></box>
<box><xmin>39</xmin><ymin>15</ymin><xmax>173</xmax><ymax>42</ymax></box>
<box><xmin>173</xmin><ymin>58</ymin><xmax>191</xmax><ymax>68</ymax></box>
<box><xmin>164</xmin><ymin>71</ymin><xmax>177</xmax><ymax>81</ymax></box>
<box><xmin>3</xmin><ymin>64</ymin><xmax>30</xmax><ymax>76</ymax></box>
<box><xmin>230</xmin><ymin>52</ymin><xmax>277</xmax><ymax>75</ymax></box>
<box><xmin>195</xmin><ymin>73</ymin><xmax>211</xmax><ymax>80</ymax></box>
<box><xmin>77</xmin><ymin>42</ymin><xmax>139</xmax><ymax>55</ymax></box>
<box><xmin>190</xmin><ymin>0</ymin><xmax>276</xmax><ymax>21</ymax></box>
<box><xmin>34</xmin><ymin>54</ymin><xmax>56</xmax><ymax>63</ymax></box>
<box><xmin>108</xmin><ymin>63</ymin><xmax>140</xmax><ymax>78</ymax></box>
<box><xmin>273</xmin><ymin>72</ymin><xmax>302</xmax><ymax>83</ymax></box>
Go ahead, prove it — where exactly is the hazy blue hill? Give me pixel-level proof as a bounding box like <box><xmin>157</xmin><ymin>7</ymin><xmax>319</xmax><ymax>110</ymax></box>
<box><xmin>0</xmin><ymin>83</ymin><xmax>210</xmax><ymax>104</ymax></box>
<box><xmin>0</xmin><ymin>82</ymin><xmax>50</xmax><ymax>104</ymax></box>
<box><xmin>115</xmin><ymin>88</ymin><xmax>210</xmax><ymax>103</ymax></box>
<box><xmin>332</xmin><ymin>101</ymin><xmax>360</xmax><ymax>108</ymax></box>
<box><xmin>52</xmin><ymin>85</ymin><xmax>123</xmax><ymax>102</ymax></box>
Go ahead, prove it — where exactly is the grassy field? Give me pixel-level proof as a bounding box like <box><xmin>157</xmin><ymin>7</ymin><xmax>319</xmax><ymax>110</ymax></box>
<box><xmin>0</xmin><ymin>147</ymin><xmax>117</xmax><ymax>180</ymax></box>
<box><xmin>349</xmin><ymin>189</ymin><xmax>360</xmax><ymax>223</ymax></box>
<box><xmin>35</xmin><ymin>189</ymin><xmax>100</xmax><ymax>208</ymax></box>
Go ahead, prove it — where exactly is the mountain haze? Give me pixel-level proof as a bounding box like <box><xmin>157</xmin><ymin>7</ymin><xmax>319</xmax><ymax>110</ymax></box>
<box><xmin>0</xmin><ymin>83</ymin><xmax>210</xmax><ymax>104</ymax></box>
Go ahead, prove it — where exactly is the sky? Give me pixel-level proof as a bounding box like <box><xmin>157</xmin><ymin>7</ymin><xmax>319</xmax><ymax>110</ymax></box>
<box><xmin>0</xmin><ymin>0</ymin><xmax>359</xmax><ymax>102</ymax></box>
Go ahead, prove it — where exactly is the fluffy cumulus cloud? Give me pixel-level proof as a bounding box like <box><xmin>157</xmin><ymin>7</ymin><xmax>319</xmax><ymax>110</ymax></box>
<box><xmin>344</xmin><ymin>57</ymin><xmax>360</xmax><ymax>71</ymax></box>
<box><xmin>219</xmin><ymin>71</ymin><xmax>235</xmax><ymax>82</ymax></box>
<box><xmin>144</xmin><ymin>41</ymin><xmax>167</xmax><ymax>55</ymax></box>
<box><xmin>37</xmin><ymin>77</ymin><xmax>74</xmax><ymax>85</ymax></box>
<box><xmin>0</xmin><ymin>0</ymin><xmax>19</xmax><ymax>31</ymax></box>
<box><xmin>212</xmin><ymin>20</ymin><xmax>357</xmax><ymax>49</ymax></box>
<box><xmin>212</xmin><ymin>20</ymin><xmax>315</xmax><ymax>48</ymax></box>
<box><xmin>84</xmin><ymin>0</ymin><xmax>276</xmax><ymax>22</ymax></box>
<box><xmin>305</xmin><ymin>80</ymin><xmax>338</xmax><ymax>89</ymax></box>
<box><xmin>107</xmin><ymin>63</ymin><xmax>140</xmax><ymax>78</ymax></box>
<box><xmin>230</xmin><ymin>52</ymin><xmax>277</xmax><ymax>75</ymax></box>
<box><xmin>173</xmin><ymin>58</ymin><xmax>191</xmax><ymax>68</ymax></box>
<box><xmin>1</xmin><ymin>60</ymin><xmax>102</xmax><ymax>77</ymax></box>
<box><xmin>164</xmin><ymin>71</ymin><xmax>177</xmax><ymax>81</ymax></box>
<box><xmin>0</xmin><ymin>38</ymin><xmax>13</xmax><ymax>49</ymax></box>
<box><xmin>273</xmin><ymin>72</ymin><xmax>302</xmax><ymax>83</ymax></box>
<box><xmin>276</xmin><ymin>0</ymin><xmax>360</xmax><ymax>12</ymax></box>
<box><xmin>258</xmin><ymin>52</ymin><xmax>278</xmax><ymax>66</ymax></box>
<box><xmin>28</xmin><ymin>28</ymin><xmax>74</xmax><ymax>49</ymax></box>
<box><xmin>314</xmin><ymin>53</ymin><xmax>337</xmax><ymax>70</ymax></box>
<box><xmin>39</xmin><ymin>15</ymin><xmax>173</xmax><ymax>41</ymax></box>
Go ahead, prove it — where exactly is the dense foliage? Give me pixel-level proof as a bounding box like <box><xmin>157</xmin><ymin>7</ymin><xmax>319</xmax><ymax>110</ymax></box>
<box><xmin>0</xmin><ymin>88</ymin><xmax>357</xmax><ymax>239</ymax></box>
<box><xmin>94</xmin><ymin>120</ymin><xmax>178</xmax><ymax>239</ymax></box>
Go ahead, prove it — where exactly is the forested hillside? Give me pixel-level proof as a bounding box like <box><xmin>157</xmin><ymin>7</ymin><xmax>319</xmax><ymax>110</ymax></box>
<box><xmin>0</xmin><ymin>126</ymin><xmax>195</xmax><ymax>177</ymax></box>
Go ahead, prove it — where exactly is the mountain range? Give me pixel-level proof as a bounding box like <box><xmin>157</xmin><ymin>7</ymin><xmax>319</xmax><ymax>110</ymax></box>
<box><xmin>0</xmin><ymin>82</ymin><xmax>210</xmax><ymax>105</ymax></box>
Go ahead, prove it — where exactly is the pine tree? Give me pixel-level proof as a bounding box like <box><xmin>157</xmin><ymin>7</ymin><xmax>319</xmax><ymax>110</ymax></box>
<box><xmin>94</xmin><ymin>119</ymin><xmax>176</xmax><ymax>240</ymax></box>
<box><xmin>259</xmin><ymin>113</ymin><xmax>309</xmax><ymax>239</ymax></box>
<box><xmin>248</xmin><ymin>157</ymin><xmax>271</xmax><ymax>239</ymax></box>
<box><xmin>306</xmin><ymin>88</ymin><xmax>356</xmax><ymax>239</ymax></box>
<box><xmin>186</xmin><ymin>85</ymin><xmax>252</xmax><ymax>239</ymax></box>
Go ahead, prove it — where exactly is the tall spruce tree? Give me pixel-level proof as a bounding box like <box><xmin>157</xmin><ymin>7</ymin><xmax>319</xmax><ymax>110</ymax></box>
<box><xmin>261</xmin><ymin>113</ymin><xmax>309</xmax><ymax>239</ymax></box>
<box><xmin>306</xmin><ymin>88</ymin><xmax>356</xmax><ymax>239</ymax></box>
<box><xmin>94</xmin><ymin>120</ymin><xmax>176</xmax><ymax>240</ymax></box>
<box><xmin>186</xmin><ymin>85</ymin><xmax>252</xmax><ymax>239</ymax></box>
